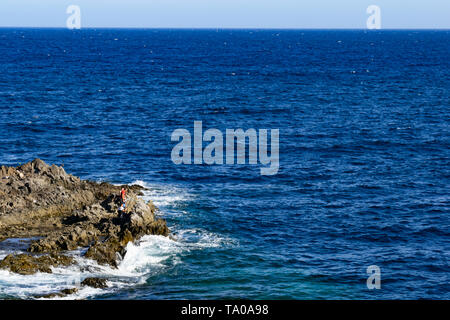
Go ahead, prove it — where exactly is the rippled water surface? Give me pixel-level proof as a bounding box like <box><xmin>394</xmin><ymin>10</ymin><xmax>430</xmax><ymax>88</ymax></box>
<box><xmin>0</xmin><ymin>29</ymin><xmax>449</xmax><ymax>299</ymax></box>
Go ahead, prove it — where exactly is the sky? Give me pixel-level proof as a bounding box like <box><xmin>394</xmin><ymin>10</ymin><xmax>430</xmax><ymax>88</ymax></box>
<box><xmin>0</xmin><ymin>0</ymin><xmax>449</xmax><ymax>29</ymax></box>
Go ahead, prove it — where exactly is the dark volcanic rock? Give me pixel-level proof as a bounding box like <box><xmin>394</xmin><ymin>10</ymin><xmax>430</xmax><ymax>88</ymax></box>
<box><xmin>35</xmin><ymin>287</ymin><xmax>78</xmax><ymax>299</ymax></box>
<box><xmin>81</xmin><ymin>277</ymin><xmax>108</xmax><ymax>289</ymax></box>
<box><xmin>84</xmin><ymin>215</ymin><xmax>169</xmax><ymax>267</ymax></box>
<box><xmin>0</xmin><ymin>159</ymin><xmax>170</xmax><ymax>274</ymax></box>
<box><xmin>0</xmin><ymin>253</ymin><xmax>74</xmax><ymax>275</ymax></box>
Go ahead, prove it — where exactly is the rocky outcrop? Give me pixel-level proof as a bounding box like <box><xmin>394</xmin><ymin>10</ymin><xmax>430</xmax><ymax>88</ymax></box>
<box><xmin>0</xmin><ymin>159</ymin><xmax>169</xmax><ymax>274</ymax></box>
<box><xmin>83</xmin><ymin>202</ymin><xmax>169</xmax><ymax>267</ymax></box>
<box><xmin>81</xmin><ymin>277</ymin><xmax>108</xmax><ymax>289</ymax></box>
<box><xmin>0</xmin><ymin>253</ymin><xmax>74</xmax><ymax>275</ymax></box>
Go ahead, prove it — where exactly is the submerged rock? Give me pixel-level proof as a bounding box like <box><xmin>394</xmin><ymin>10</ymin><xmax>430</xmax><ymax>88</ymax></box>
<box><xmin>35</xmin><ymin>287</ymin><xmax>78</xmax><ymax>299</ymax></box>
<box><xmin>0</xmin><ymin>159</ymin><xmax>170</xmax><ymax>274</ymax></box>
<box><xmin>81</xmin><ymin>277</ymin><xmax>108</xmax><ymax>289</ymax></box>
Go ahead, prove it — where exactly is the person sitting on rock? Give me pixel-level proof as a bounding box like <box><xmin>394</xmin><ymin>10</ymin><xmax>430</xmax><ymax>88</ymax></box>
<box><xmin>118</xmin><ymin>201</ymin><xmax>127</xmax><ymax>214</ymax></box>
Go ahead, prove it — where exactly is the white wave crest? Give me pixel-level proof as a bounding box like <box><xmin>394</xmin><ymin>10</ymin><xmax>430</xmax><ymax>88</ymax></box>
<box><xmin>131</xmin><ymin>180</ymin><xmax>194</xmax><ymax>209</ymax></box>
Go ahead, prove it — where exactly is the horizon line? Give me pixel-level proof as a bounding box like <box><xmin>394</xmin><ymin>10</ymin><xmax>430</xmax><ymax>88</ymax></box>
<box><xmin>0</xmin><ymin>26</ymin><xmax>449</xmax><ymax>31</ymax></box>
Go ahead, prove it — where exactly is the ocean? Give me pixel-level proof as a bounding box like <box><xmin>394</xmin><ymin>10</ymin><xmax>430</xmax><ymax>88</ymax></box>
<box><xmin>0</xmin><ymin>29</ymin><xmax>448</xmax><ymax>299</ymax></box>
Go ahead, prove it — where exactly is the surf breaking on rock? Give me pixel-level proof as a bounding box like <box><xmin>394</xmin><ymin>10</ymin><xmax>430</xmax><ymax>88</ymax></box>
<box><xmin>0</xmin><ymin>159</ymin><xmax>169</xmax><ymax>297</ymax></box>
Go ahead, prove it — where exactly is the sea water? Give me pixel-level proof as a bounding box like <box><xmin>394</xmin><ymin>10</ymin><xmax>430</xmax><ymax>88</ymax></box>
<box><xmin>0</xmin><ymin>29</ymin><xmax>448</xmax><ymax>299</ymax></box>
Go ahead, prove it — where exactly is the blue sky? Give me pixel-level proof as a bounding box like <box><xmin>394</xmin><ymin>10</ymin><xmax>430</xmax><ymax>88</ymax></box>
<box><xmin>0</xmin><ymin>0</ymin><xmax>449</xmax><ymax>29</ymax></box>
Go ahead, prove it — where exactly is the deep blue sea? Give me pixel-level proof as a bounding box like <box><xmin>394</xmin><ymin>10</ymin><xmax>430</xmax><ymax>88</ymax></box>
<box><xmin>0</xmin><ymin>29</ymin><xmax>449</xmax><ymax>299</ymax></box>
